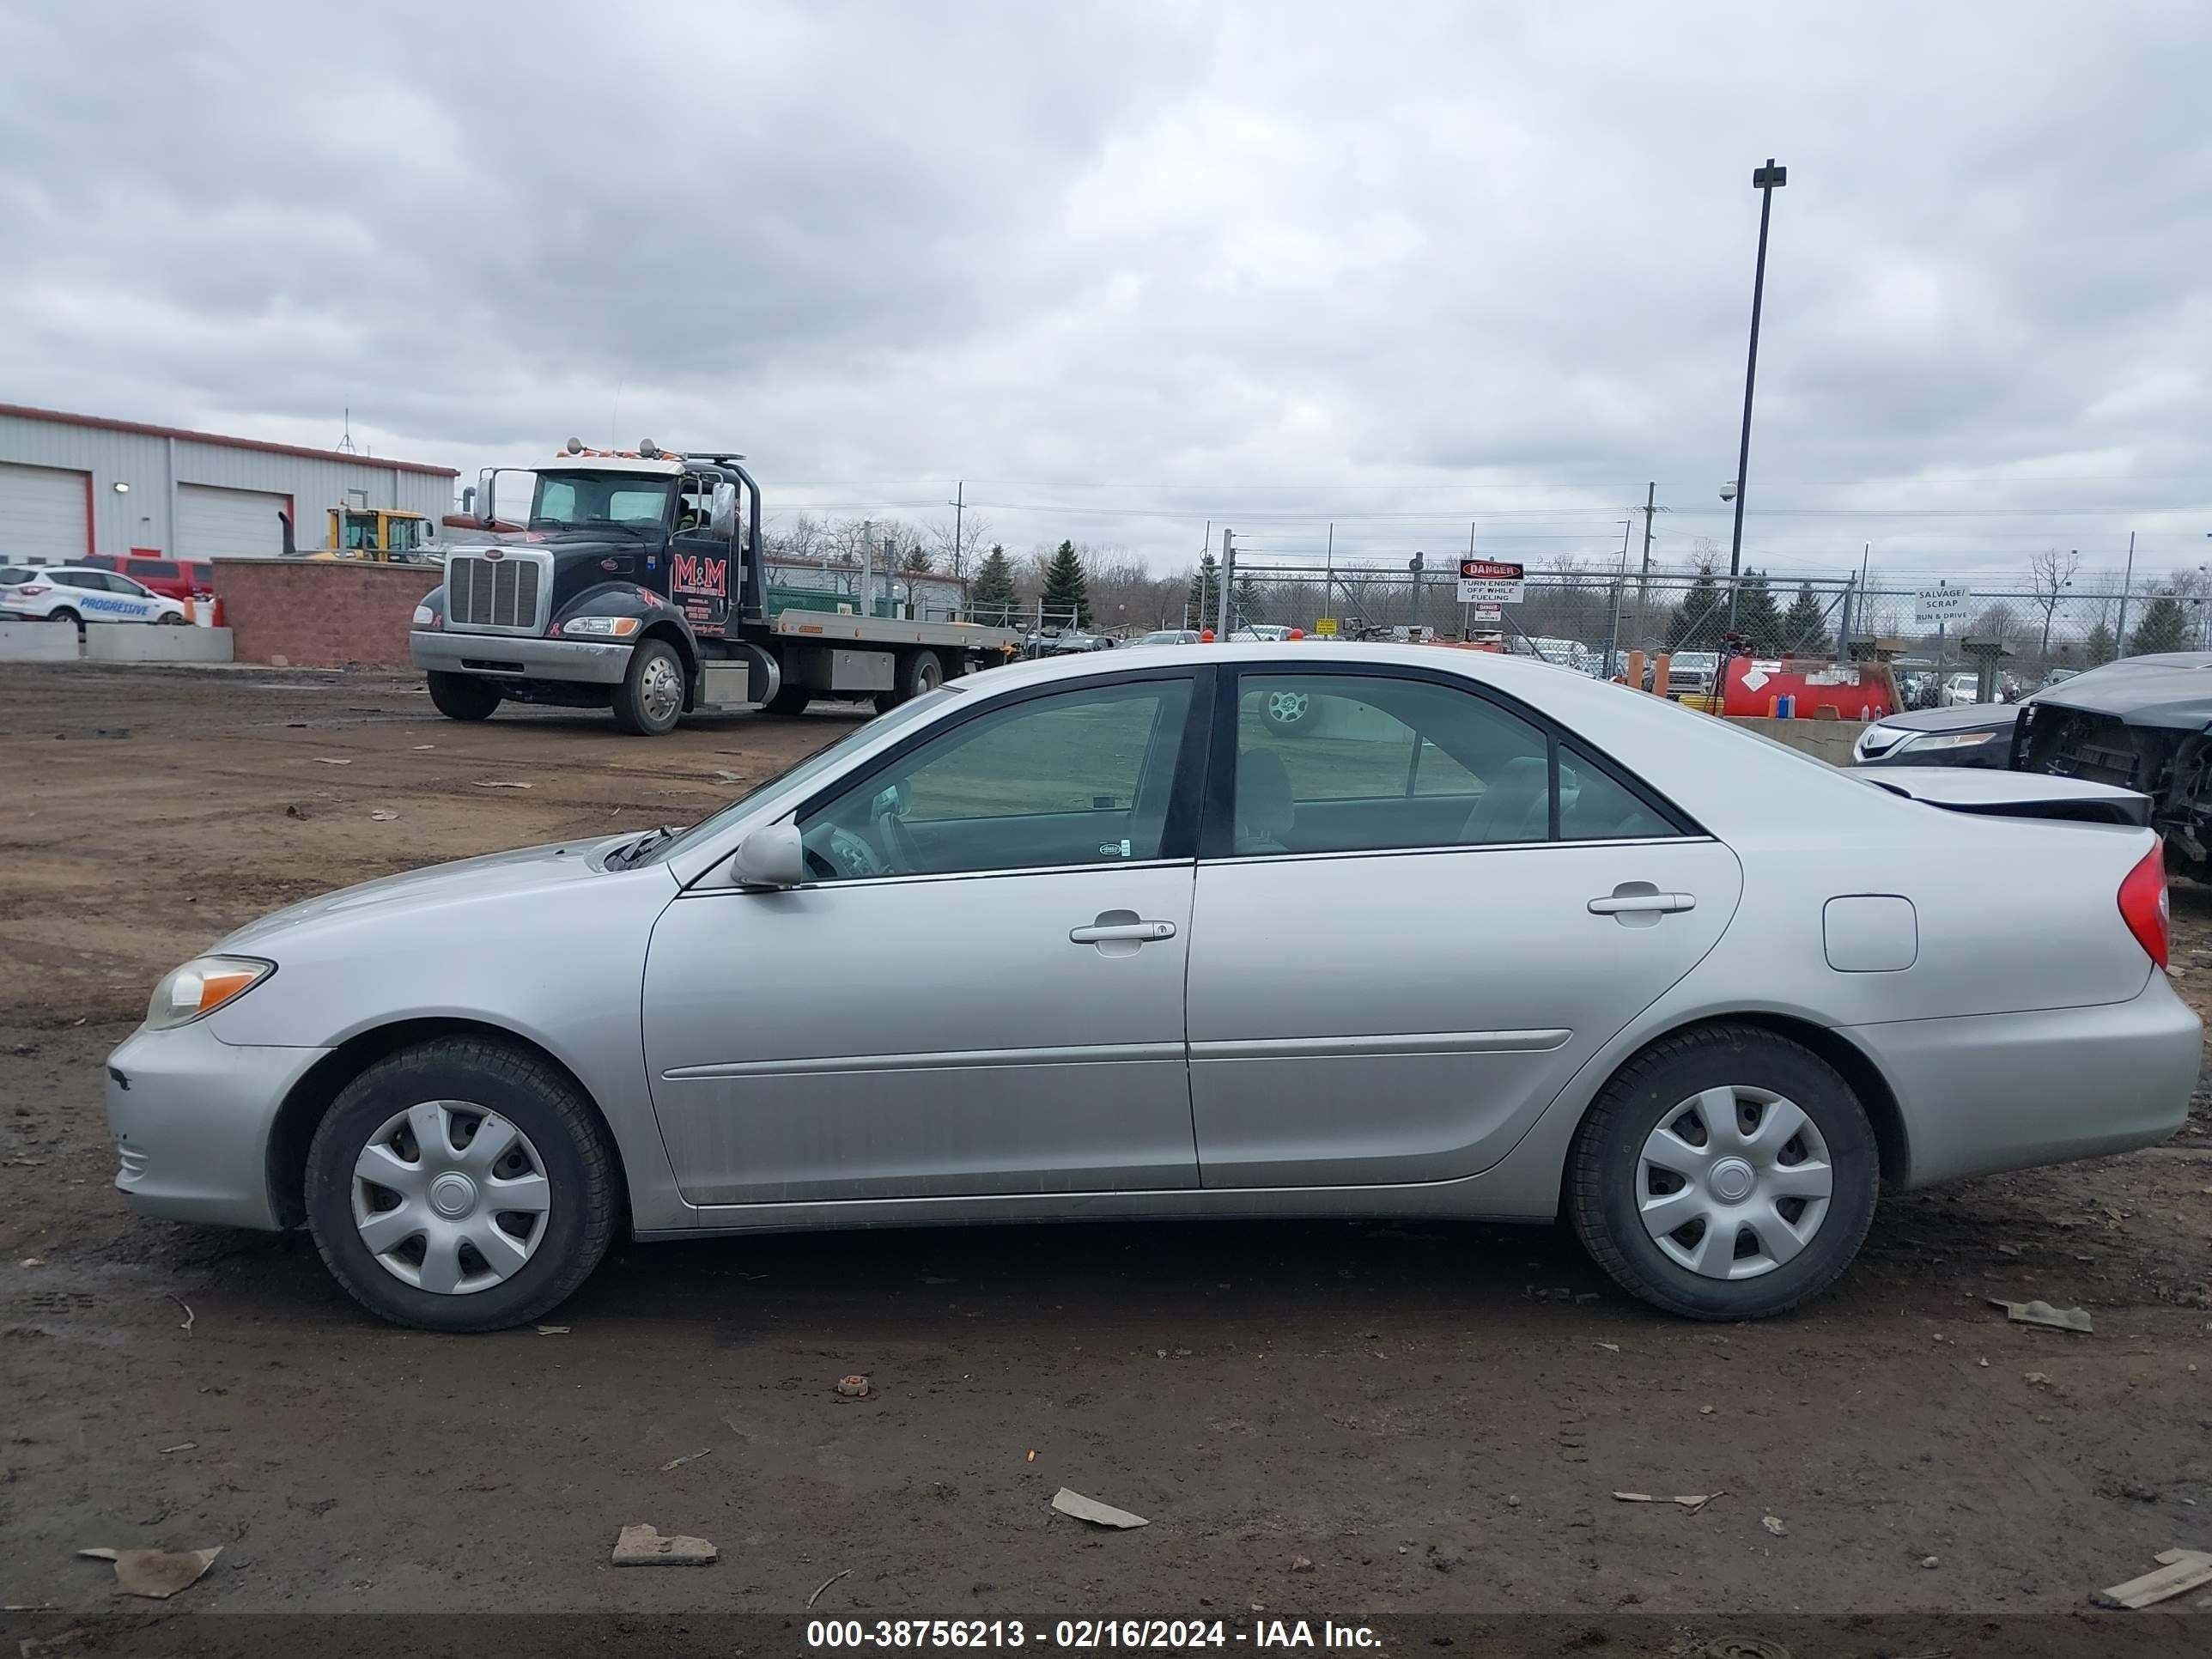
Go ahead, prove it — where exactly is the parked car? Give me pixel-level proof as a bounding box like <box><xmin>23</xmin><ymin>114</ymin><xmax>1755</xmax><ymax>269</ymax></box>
<box><xmin>107</xmin><ymin>644</ymin><xmax>2195</xmax><ymax>1332</ymax></box>
<box><xmin>74</xmin><ymin>553</ymin><xmax>217</xmax><ymax>601</ymax></box>
<box><xmin>1</xmin><ymin>566</ymin><xmax>188</xmax><ymax>629</ymax></box>
<box><xmin>1940</xmin><ymin>672</ymin><xmax>1985</xmax><ymax>707</ymax></box>
<box><xmin>1654</xmin><ymin>651</ymin><xmax>1718</xmax><ymax>698</ymax></box>
<box><xmin>1852</xmin><ymin>702</ymin><xmax>2020</xmax><ymax>769</ymax></box>
<box><xmin>1136</xmin><ymin>629</ymin><xmax>1200</xmax><ymax>647</ymax></box>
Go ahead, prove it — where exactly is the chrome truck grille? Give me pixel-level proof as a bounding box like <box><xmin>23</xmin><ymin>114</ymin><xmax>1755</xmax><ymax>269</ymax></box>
<box><xmin>444</xmin><ymin>549</ymin><xmax>550</xmax><ymax>635</ymax></box>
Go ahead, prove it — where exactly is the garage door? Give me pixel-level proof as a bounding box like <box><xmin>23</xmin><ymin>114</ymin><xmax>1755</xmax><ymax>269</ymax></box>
<box><xmin>177</xmin><ymin>483</ymin><xmax>289</xmax><ymax>557</ymax></box>
<box><xmin>0</xmin><ymin>462</ymin><xmax>89</xmax><ymax>564</ymax></box>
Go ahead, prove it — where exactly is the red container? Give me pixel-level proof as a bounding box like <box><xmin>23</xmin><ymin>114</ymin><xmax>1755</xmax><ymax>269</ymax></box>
<box><xmin>1719</xmin><ymin>657</ymin><xmax>1893</xmax><ymax>721</ymax></box>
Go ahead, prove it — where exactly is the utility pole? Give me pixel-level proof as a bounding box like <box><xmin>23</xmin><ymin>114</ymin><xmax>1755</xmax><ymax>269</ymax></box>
<box><xmin>1323</xmin><ymin>522</ymin><xmax>1334</xmax><ymax>632</ymax></box>
<box><xmin>2117</xmin><ymin>531</ymin><xmax>2137</xmax><ymax>648</ymax></box>
<box><xmin>1631</xmin><ymin>482</ymin><xmax>1658</xmax><ymax>646</ymax></box>
<box><xmin>1461</xmin><ymin>521</ymin><xmax>1475</xmax><ymax>638</ymax></box>
<box><xmin>1728</xmin><ymin>158</ymin><xmax>1788</xmax><ymax>632</ymax></box>
<box><xmin>1218</xmin><ymin>527</ymin><xmax>1237</xmax><ymax>637</ymax></box>
<box><xmin>1607</xmin><ymin>518</ymin><xmax>1632</xmax><ymax>673</ymax></box>
<box><xmin>947</xmin><ymin>481</ymin><xmax>964</xmax><ymax>581</ymax></box>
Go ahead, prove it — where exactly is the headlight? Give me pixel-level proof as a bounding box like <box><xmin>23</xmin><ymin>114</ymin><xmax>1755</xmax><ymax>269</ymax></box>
<box><xmin>1900</xmin><ymin>729</ymin><xmax>1998</xmax><ymax>752</ymax></box>
<box><xmin>146</xmin><ymin>956</ymin><xmax>274</xmax><ymax>1030</ymax></box>
<box><xmin>560</xmin><ymin>616</ymin><xmax>641</xmax><ymax>637</ymax></box>
<box><xmin>411</xmin><ymin>603</ymin><xmax>439</xmax><ymax>628</ymax></box>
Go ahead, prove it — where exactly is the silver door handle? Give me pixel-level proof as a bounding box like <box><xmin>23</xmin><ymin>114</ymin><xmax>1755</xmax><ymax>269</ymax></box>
<box><xmin>1070</xmin><ymin>920</ymin><xmax>1177</xmax><ymax>944</ymax></box>
<box><xmin>1587</xmin><ymin>892</ymin><xmax>1695</xmax><ymax>915</ymax></box>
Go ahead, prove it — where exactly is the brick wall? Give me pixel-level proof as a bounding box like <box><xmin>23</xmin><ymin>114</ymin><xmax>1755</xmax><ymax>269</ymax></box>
<box><xmin>213</xmin><ymin>559</ymin><xmax>440</xmax><ymax>669</ymax></box>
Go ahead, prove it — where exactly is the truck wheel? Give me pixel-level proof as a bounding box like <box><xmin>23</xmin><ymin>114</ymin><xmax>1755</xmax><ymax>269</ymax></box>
<box><xmin>304</xmin><ymin>1036</ymin><xmax>617</xmax><ymax>1333</ymax></box>
<box><xmin>427</xmin><ymin>671</ymin><xmax>501</xmax><ymax>721</ymax></box>
<box><xmin>763</xmin><ymin>682</ymin><xmax>813</xmax><ymax>716</ymax></box>
<box><xmin>611</xmin><ymin>639</ymin><xmax>685</xmax><ymax>736</ymax></box>
<box><xmin>876</xmin><ymin>649</ymin><xmax>945</xmax><ymax>713</ymax></box>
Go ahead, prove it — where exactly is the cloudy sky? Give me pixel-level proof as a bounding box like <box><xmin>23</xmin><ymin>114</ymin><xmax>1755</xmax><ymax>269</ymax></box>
<box><xmin>3</xmin><ymin>0</ymin><xmax>2209</xmax><ymax>586</ymax></box>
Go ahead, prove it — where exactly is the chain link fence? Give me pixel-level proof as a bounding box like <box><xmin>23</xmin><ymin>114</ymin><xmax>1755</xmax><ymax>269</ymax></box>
<box><xmin>1211</xmin><ymin>564</ymin><xmax>2212</xmax><ymax>691</ymax></box>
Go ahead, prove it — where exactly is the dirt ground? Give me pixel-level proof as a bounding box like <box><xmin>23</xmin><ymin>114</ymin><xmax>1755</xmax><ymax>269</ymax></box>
<box><xmin>2</xmin><ymin>663</ymin><xmax>2209</xmax><ymax>1638</ymax></box>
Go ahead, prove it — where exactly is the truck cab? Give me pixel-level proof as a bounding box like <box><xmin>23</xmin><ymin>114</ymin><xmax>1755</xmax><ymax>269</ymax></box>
<box><xmin>410</xmin><ymin>442</ymin><xmax>1017</xmax><ymax>734</ymax></box>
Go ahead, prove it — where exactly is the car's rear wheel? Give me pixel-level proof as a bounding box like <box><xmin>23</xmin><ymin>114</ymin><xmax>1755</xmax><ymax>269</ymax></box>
<box><xmin>305</xmin><ymin>1038</ymin><xmax>617</xmax><ymax>1333</ymax></box>
<box><xmin>52</xmin><ymin>607</ymin><xmax>82</xmax><ymax>634</ymax></box>
<box><xmin>427</xmin><ymin>671</ymin><xmax>501</xmax><ymax>721</ymax></box>
<box><xmin>1566</xmin><ymin>1025</ymin><xmax>1878</xmax><ymax>1320</ymax></box>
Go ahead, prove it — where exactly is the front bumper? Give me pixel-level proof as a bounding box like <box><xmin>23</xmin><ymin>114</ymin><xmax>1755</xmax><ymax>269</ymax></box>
<box><xmin>410</xmin><ymin>629</ymin><xmax>633</xmax><ymax>685</ymax></box>
<box><xmin>106</xmin><ymin>1019</ymin><xmax>333</xmax><ymax>1231</ymax></box>
<box><xmin>1853</xmin><ymin>971</ymin><xmax>2201</xmax><ymax>1188</ymax></box>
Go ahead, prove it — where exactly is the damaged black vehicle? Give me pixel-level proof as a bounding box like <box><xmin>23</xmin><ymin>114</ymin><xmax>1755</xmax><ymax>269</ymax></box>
<box><xmin>2011</xmin><ymin>652</ymin><xmax>2212</xmax><ymax>876</ymax></box>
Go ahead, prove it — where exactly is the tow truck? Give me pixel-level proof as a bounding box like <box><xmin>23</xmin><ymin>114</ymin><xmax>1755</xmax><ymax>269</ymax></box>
<box><xmin>409</xmin><ymin>441</ymin><xmax>1020</xmax><ymax>735</ymax></box>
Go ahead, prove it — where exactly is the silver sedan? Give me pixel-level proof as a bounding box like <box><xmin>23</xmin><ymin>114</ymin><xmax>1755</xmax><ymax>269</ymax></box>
<box><xmin>106</xmin><ymin>644</ymin><xmax>2198</xmax><ymax>1331</ymax></box>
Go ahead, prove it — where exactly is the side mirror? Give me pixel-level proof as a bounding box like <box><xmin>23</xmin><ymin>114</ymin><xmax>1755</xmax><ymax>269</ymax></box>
<box><xmin>709</xmin><ymin>482</ymin><xmax>739</xmax><ymax>540</ymax></box>
<box><xmin>729</xmin><ymin>821</ymin><xmax>806</xmax><ymax>890</ymax></box>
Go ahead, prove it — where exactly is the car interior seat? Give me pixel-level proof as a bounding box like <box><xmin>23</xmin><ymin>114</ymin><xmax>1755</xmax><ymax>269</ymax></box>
<box><xmin>1236</xmin><ymin>749</ymin><xmax>1296</xmax><ymax>854</ymax></box>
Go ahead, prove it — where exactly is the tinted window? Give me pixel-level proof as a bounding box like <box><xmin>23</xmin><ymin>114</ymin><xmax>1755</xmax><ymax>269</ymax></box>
<box><xmin>58</xmin><ymin>570</ymin><xmax>112</xmax><ymax>591</ymax></box>
<box><xmin>1559</xmin><ymin>744</ymin><xmax>1677</xmax><ymax>840</ymax></box>
<box><xmin>190</xmin><ymin>564</ymin><xmax>215</xmax><ymax>584</ymax></box>
<box><xmin>1233</xmin><ymin>673</ymin><xmax>1553</xmax><ymax>854</ymax></box>
<box><xmin>129</xmin><ymin>560</ymin><xmax>181</xmax><ymax>580</ymax></box>
<box><xmin>799</xmin><ymin>678</ymin><xmax>1194</xmax><ymax>879</ymax></box>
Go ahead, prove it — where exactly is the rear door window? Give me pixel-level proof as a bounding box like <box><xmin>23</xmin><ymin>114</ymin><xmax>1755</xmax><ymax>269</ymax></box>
<box><xmin>129</xmin><ymin>560</ymin><xmax>182</xmax><ymax>581</ymax></box>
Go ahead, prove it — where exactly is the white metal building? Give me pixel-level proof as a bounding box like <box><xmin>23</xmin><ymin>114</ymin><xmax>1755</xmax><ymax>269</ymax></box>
<box><xmin>0</xmin><ymin>404</ymin><xmax>457</xmax><ymax>566</ymax></box>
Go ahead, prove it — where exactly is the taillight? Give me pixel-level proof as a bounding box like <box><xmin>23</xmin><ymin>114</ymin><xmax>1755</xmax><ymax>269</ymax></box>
<box><xmin>17</xmin><ymin>583</ymin><xmax>50</xmax><ymax>597</ymax></box>
<box><xmin>2118</xmin><ymin>841</ymin><xmax>2170</xmax><ymax>969</ymax></box>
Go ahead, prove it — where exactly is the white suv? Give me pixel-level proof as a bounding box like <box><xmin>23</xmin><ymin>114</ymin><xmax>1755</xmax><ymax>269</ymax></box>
<box><xmin>0</xmin><ymin>566</ymin><xmax>187</xmax><ymax>629</ymax></box>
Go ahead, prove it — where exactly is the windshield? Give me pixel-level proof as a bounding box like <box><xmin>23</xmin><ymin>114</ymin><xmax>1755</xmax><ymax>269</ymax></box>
<box><xmin>531</xmin><ymin>471</ymin><xmax>675</xmax><ymax>530</ymax></box>
<box><xmin>632</xmin><ymin>686</ymin><xmax>963</xmax><ymax>866</ymax></box>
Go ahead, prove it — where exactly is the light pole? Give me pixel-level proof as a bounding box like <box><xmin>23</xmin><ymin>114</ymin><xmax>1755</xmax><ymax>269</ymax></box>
<box><xmin>1726</xmin><ymin>158</ymin><xmax>1787</xmax><ymax>632</ymax></box>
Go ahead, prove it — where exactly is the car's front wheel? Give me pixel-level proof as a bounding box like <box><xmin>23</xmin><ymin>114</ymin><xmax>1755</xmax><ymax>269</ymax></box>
<box><xmin>1566</xmin><ymin>1026</ymin><xmax>1879</xmax><ymax>1320</ymax></box>
<box><xmin>305</xmin><ymin>1038</ymin><xmax>617</xmax><ymax>1332</ymax></box>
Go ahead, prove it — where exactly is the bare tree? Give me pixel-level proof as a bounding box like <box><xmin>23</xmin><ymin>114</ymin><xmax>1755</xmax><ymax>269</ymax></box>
<box><xmin>2029</xmin><ymin>546</ymin><xmax>2081</xmax><ymax>658</ymax></box>
<box><xmin>923</xmin><ymin>510</ymin><xmax>992</xmax><ymax>585</ymax></box>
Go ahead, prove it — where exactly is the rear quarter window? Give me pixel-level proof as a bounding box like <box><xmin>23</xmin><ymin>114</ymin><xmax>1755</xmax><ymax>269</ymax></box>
<box><xmin>129</xmin><ymin>560</ymin><xmax>182</xmax><ymax>580</ymax></box>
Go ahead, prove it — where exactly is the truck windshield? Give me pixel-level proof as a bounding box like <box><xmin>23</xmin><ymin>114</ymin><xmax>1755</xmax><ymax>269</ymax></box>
<box><xmin>531</xmin><ymin>472</ymin><xmax>674</xmax><ymax>529</ymax></box>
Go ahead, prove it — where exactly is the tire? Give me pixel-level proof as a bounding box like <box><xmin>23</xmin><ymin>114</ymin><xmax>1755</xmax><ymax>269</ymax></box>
<box><xmin>763</xmin><ymin>681</ymin><xmax>813</xmax><ymax>716</ymax></box>
<box><xmin>305</xmin><ymin>1037</ymin><xmax>617</xmax><ymax>1333</ymax></box>
<box><xmin>427</xmin><ymin>671</ymin><xmax>501</xmax><ymax>721</ymax></box>
<box><xmin>872</xmin><ymin>649</ymin><xmax>945</xmax><ymax>714</ymax></box>
<box><xmin>1260</xmin><ymin>684</ymin><xmax>1314</xmax><ymax>736</ymax></box>
<box><xmin>52</xmin><ymin>607</ymin><xmax>82</xmax><ymax>634</ymax></box>
<box><xmin>1565</xmin><ymin>1025</ymin><xmax>1879</xmax><ymax>1321</ymax></box>
<box><xmin>611</xmin><ymin>638</ymin><xmax>685</xmax><ymax>736</ymax></box>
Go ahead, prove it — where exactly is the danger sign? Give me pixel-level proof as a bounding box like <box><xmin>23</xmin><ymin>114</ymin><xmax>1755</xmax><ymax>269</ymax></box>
<box><xmin>1457</xmin><ymin>558</ymin><xmax>1525</xmax><ymax>605</ymax></box>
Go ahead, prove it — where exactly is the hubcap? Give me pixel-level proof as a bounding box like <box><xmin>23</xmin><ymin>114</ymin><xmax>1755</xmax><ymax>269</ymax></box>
<box><xmin>1635</xmin><ymin>1086</ymin><xmax>1834</xmax><ymax>1280</ymax></box>
<box><xmin>1267</xmin><ymin>690</ymin><xmax>1309</xmax><ymax>723</ymax></box>
<box><xmin>639</xmin><ymin>655</ymin><xmax>682</xmax><ymax>724</ymax></box>
<box><xmin>350</xmin><ymin>1101</ymin><xmax>551</xmax><ymax>1296</ymax></box>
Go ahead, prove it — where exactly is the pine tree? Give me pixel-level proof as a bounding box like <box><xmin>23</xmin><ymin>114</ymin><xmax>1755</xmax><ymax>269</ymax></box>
<box><xmin>899</xmin><ymin>543</ymin><xmax>933</xmax><ymax>574</ymax></box>
<box><xmin>1041</xmin><ymin>540</ymin><xmax>1091</xmax><ymax>630</ymax></box>
<box><xmin>1780</xmin><ymin>582</ymin><xmax>1830</xmax><ymax>655</ymax></box>
<box><xmin>1731</xmin><ymin>571</ymin><xmax>1784</xmax><ymax>654</ymax></box>
<box><xmin>969</xmin><ymin>543</ymin><xmax>1018</xmax><ymax>624</ymax></box>
<box><xmin>2084</xmin><ymin>619</ymin><xmax>2117</xmax><ymax>665</ymax></box>
<box><xmin>2128</xmin><ymin>594</ymin><xmax>2189</xmax><ymax>656</ymax></box>
<box><xmin>1187</xmin><ymin>552</ymin><xmax>1222</xmax><ymax>629</ymax></box>
<box><xmin>1232</xmin><ymin>574</ymin><xmax>1264</xmax><ymax>632</ymax></box>
<box><xmin>1664</xmin><ymin>565</ymin><xmax>1724</xmax><ymax>650</ymax></box>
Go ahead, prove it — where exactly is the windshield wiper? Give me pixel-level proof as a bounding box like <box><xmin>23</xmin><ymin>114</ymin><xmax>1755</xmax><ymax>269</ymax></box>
<box><xmin>614</xmin><ymin>824</ymin><xmax>683</xmax><ymax>866</ymax></box>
